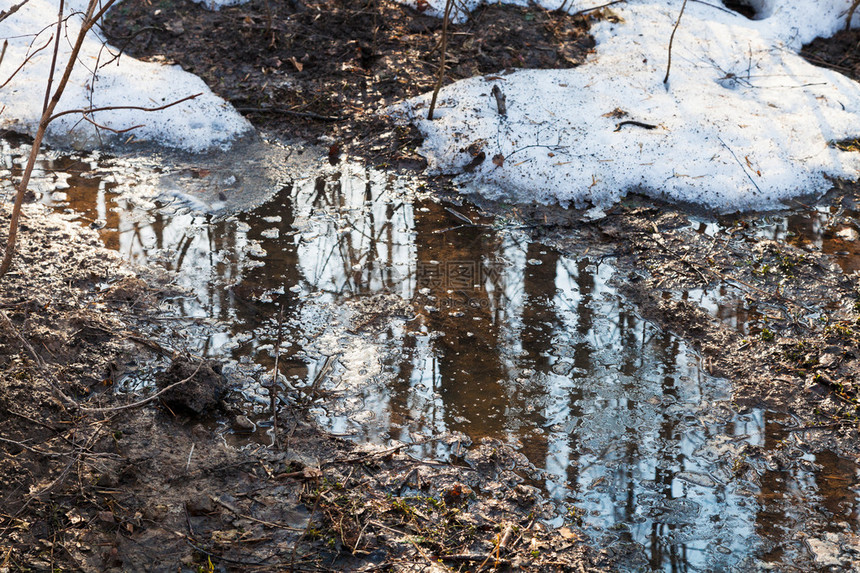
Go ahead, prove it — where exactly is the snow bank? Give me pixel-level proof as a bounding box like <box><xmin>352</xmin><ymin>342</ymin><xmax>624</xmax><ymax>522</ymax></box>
<box><xmin>395</xmin><ymin>0</ymin><xmax>860</xmax><ymax>211</ymax></box>
<box><xmin>0</xmin><ymin>0</ymin><xmax>253</xmax><ymax>151</ymax></box>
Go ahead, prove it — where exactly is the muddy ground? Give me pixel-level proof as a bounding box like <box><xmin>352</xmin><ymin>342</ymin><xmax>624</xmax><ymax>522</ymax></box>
<box><xmin>4</xmin><ymin>0</ymin><xmax>860</xmax><ymax>570</ymax></box>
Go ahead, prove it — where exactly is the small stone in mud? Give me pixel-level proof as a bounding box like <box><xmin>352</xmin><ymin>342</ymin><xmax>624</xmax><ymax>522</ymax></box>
<box><xmin>155</xmin><ymin>358</ymin><xmax>228</xmax><ymax>415</ymax></box>
<box><xmin>185</xmin><ymin>495</ymin><xmax>215</xmax><ymax>516</ymax></box>
<box><xmin>232</xmin><ymin>415</ymin><xmax>256</xmax><ymax>432</ymax></box>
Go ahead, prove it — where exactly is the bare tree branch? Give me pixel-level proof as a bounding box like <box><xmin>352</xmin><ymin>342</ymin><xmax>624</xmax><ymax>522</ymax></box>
<box><xmin>0</xmin><ymin>35</ymin><xmax>53</xmax><ymax>90</ymax></box>
<box><xmin>0</xmin><ymin>0</ymin><xmax>118</xmax><ymax>280</ymax></box>
<box><xmin>43</xmin><ymin>0</ymin><xmax>65</xmax><ymax>116</ymax></box>
<box><xmin>48</xmin><ymin>92</ymin><xmax>203</xmax><ymax>123</ymax></box>
<box><xmin>427</xmin><ymin>0</ymin><xmax>454</xmax><ymax>120</ymax></box>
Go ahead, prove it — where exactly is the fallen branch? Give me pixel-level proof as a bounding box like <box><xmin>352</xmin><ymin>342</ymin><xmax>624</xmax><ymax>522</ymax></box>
<box><xmin>234</xmin><ymin>106</ymin><xmax>340</xmax><ymax>121</ymax></box>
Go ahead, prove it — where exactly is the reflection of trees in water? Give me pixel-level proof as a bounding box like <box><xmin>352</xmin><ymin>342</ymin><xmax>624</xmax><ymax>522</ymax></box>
<box><xmin>295</xmin><ymin>170</ymin><xmax>414</xmax><ymax>299</ymax></box>
<box><xmin>44</xmin><ymin>155</ymin><xmax>857</xmax><ymax>570</ymax></box>
<box><xmin>405</xmin><ymin>199</ymin><xmax>510</xmax><ymax>438</ymax></box>
<box><xmin>754</xmin><ymin>417</ymin><xmax>859</xmax><ymax>564</ymax></box>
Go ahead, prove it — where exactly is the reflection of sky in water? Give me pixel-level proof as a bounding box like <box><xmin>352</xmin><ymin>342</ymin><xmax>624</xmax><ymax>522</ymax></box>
<box><xmin>6</xmin><ymin>141</ymin><xmax>859</xmax><ymax>572</ymax></box>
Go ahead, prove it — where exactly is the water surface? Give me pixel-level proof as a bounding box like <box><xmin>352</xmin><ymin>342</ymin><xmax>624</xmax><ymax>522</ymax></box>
<box><xmin>4</xmin><ymin>138</ymin><xmax>859</xmax><ymax>572</ymax></box>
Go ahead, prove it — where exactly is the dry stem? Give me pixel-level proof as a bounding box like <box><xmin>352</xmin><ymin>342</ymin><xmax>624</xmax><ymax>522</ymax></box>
<box><xmin>663</xmin><ymin>0</ymin><xmax>688</xmax><ymax>85</ymax></box>
<box><xmin>427</xmin><ymin>0</ymin><xmax>454</xmax><ymax>120</ymax></box>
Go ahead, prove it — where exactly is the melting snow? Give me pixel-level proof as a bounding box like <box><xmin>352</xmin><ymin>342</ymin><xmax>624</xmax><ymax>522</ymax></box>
<box><xmin>0</xmin><ymin>0</ymin><xmax>252</xmax><ymax>151</ymax></box>
<box><xmin>394</xmin><ymin>0</ymin><xmax>860</xmax><ymax>212</ymax></box>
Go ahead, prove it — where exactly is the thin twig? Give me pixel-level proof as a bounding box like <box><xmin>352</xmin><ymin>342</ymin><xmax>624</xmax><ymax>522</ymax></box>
<box><xmin>78</xmin><ymin>113</ymin><xmax>143</xmax><ymax>134</ymax></box>
<box><xmin>569</xmin><ymin>0</ymin><xmax>626</xmax><ymax>16</ymax></box>
<box><xmin>716</xmin><ymin>134</ymin><xmax>762</xmax><ymax>195</ymax></box>
<box><xmin>427</xmin><ymin>0</ymin><xmax>454</xmax><ymax>120</ymax></box>
<box><xmin>43</xmin><ymin>0</ymin><xmax>65</xmax><ymax>116</ymax></box>
<box><xmin>0</xmin><ymin>0</ymin><xmax>32</xmax><ymax>25</ymax></box>
<box><xmin>664</xmin><ymin>0</ymin><xmax>688</xmax><ymax>85</ymax></box>
<box><xmin>48</xmin><ymin>92</ymin><xmax>202</xmax><ymax>123</ymax></box>
<box><xmin>270</xmin><ymin>304</ymin><xmax>284</xmax><ymax>449</ymax></box>
<box><xmin>0</xmin><ymin>36</ymin><xmax>53</xmax><ymax>90</ymax></box>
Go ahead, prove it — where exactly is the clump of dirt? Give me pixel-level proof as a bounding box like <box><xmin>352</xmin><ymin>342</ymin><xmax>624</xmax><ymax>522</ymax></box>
<box><xmin>103</xmin><ymin>0</ymin><xmax>595</xmax><ymax>165</ymax></box>
<box><xmin>0</xmin><ymin>202</ymin><xmax>603</xmax><ymax>570</ymax></box>
<box><xmin>155</xmin><ymin>356</ymin><xmax>228</xmax><ymax>415</ymax></box>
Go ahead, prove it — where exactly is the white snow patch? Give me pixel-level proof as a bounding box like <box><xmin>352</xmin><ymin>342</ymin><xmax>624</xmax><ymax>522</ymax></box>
<box><xmin>393</xmin><ymin>0</ymin><xmax>860</xmax><ymax>212</ymax></box>
<box><xmin>190</xmin><ymin>0</ymin><xmax>251</xmax><ymax>9</ymax></box>
<box><xmin>0</xmin><ymin>0</ymin><xmax>253</xmax><ymax>151</ymax></box>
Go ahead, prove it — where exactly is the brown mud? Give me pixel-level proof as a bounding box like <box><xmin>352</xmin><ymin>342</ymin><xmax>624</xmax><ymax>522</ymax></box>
<box><xmin>3</xmin><ymin>0</ymin><xmax>860</xmax><ymax>571</ymax></box>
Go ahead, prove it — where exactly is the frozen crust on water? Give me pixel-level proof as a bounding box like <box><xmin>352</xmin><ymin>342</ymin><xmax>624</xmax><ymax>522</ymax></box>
<box><xmin>0</xmin><ymin>0</ymin><xmax>253</xmax><ymax>152</ymax></box>
<box><xmin>395</xmin><ymin>0</ymin><xmax>860</xmax><ymax>212</ymax></box>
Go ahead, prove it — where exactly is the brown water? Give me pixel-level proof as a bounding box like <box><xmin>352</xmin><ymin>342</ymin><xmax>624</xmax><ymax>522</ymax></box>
<box><xmin>4</xmin><ymin>138</ymin><xmax>859</xmax><ymax>572</ymax></box>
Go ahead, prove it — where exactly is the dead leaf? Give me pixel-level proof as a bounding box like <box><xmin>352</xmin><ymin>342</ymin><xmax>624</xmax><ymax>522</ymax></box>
<box><xmin>602</xmin><ymin>107</ymin><xmax>628</xmax><ymax>119</ymax></box>
<box><xmin>303</xmin><ymin>467</ymin><xmax>323</xmax><ymax>479</ymax></box>
<box><xmin>558</xmin><ymin>526</ymin><xmax>579</xmax><ymax>541</ymax></box>
<box><xmin>492</xmin><ymin>153</ymin><xmax>505</xmax><ymax>167</ymax></box>
<box><xmin>289</xmin><ymin>56</ymin><xmax>304</xmax><ymax>72</ymax></box>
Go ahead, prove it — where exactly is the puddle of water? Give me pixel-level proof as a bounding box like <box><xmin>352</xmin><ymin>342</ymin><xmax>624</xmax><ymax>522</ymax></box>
<box><xmin>741</xmin><ymin>208</ymin><xmax>860</xmax><ymax>274</ymax></box>
<box><xmin>4</xmin><ymin>138</ymin><xmax>860</xmax><ymax>571</ymax></box>
<box><xmin>667</xmin><ymin>210</ymin><xmax>860</xmax><ymax>339</ymax></box>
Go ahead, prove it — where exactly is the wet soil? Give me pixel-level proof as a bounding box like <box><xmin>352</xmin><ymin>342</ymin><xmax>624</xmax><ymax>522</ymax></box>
<box><xmin>103</xmin><ymin>0</ymin><xmax>595</xmax><ymax>165</ymax></box>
